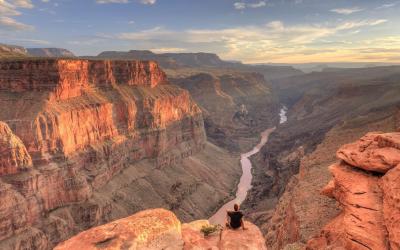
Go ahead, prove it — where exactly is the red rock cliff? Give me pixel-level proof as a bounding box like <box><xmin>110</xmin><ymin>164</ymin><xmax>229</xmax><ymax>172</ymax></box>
<box><xmin>0</xmin><ymin>59</ymin><xmax>167</xmax><ymax>100</ymax></box>
<box><xmin>0</xmin><ymin>59</ymin><xmax>208</xmax><ymax>249</ymax></box>
<box><xmin>308</xmin><ymin>132</ymin><xmax>400</xmax><ymax>249</ymax></box>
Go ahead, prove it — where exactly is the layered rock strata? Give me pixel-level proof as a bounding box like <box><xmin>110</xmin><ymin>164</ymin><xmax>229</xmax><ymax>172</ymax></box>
<box><xmin>307</xmin><ymin>132</ymin><xmax>400</xmax><ymax>249</ymax></box>
<box><xmin>55</xmin><ymin>208</ymin><xmax>267</xmax><ymax>250</ymax></box>
<box><xmin>0</xmin><ymin>59</ymin><xmax>240</xmax><ymax>249</ymax></box>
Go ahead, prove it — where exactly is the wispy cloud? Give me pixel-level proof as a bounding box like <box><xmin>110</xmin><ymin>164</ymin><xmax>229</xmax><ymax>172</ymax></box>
<box><xmin>96</xmin><ymin>0</ymin><xmax>156</xmax><ymax>4</ymax></box>
<box><xmin>331</xmin><ymin>7</ymin><xmax>364</xmax><ymax>15</ymax></box>
<box><xmin>234</xmin><ymin>1</ymin><xmax>266</xmax><ymax>10</ymax></box>
<box><xmin>96</xmin><ymin>0</ymin><xmax>129</xmax><ymax>4</ymax></box>
<box><xmin>13</xmin><ymin>0</ymin><xmax>34</xmax><ymax>9</ymax></box>
<box><xmin>0</xmin><ymin>1</ymin><xmax>34</xmax><ymax>30</ymax></box>
<box><xmin>0</xmin><ymin>16</ymin><xmax>34</xmax><ymax>30</ymax></box>
<box><xmin>140</xmin><ymin>0</ymin><xmax>156</xmax><ymax>5</ymax></box>
<box><xmin>376</xmin><ymin>2</ymin><xmax>398</xmax><ymax>9</ymax></box>
<box><xmin>8</xmin><ymin>38</ymin><xmax>50</xmax><ymax>45</ymax></box>
<box><xmin>103</xmin><ymin>19</ymin><xmax>388</xmax><ymax>63</ymax></box>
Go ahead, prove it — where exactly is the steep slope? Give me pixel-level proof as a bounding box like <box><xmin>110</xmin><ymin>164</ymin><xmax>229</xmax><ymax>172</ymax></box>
<box><xmin>0</xmin><ymin>59</ymin><xmax>241</xmax><ymax>249</ymax></box>
<box><xmin>27</xmin><ymin>48</ymin><xmax>75</xmax><ymax>58</ymax></box>
<box><xmin>171</xmin><ymin>72</ymin><xmax>278</xmax><ymax>151</ymax></box>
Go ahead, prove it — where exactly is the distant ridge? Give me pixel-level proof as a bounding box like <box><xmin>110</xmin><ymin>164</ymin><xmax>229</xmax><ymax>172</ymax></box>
<box><xmin>94</xmin><ymin>50</ymin><xmax>304</xmax><ymax>81</ymax></box>
<box><xmin>27</xmin><ymin>48</ymin><xmax>76</xmax><ymax>58</ymax></box>
<box><xmin>0</xmin><ymin>44</ymin><xmax>28</xmax><ymax>58</ymax></box>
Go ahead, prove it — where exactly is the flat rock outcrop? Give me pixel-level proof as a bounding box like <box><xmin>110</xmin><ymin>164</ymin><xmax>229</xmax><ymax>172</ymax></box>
<box><xmin>0</xmin><ymin>59</ymin><xmax>241</xmax><ymax>249</ymax></box>
<box><xmin>55</xmin><ymin>208</ymin><xmax>267</xmax><ymax>250</ymax></box>
<box><xmin>55</xmin><ymin>209</ymin><xmax>183</xmax><ymax>250</ymax></box>
<box><xmin>308</xmin><ymin>132</ymin><xmax>400</xmax><ymax>249</ymax></box>
<box><xmin>337</xmin><ymin>132</ymin><xmax>400</xmax><ymax>173</ymax></box>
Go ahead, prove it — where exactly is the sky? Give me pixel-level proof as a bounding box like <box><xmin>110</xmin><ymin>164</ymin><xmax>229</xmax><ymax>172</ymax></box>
<box><xmin>1</xmin><ymin>0</ymin><xmax>400</xmax><ymax>63</ymax></box>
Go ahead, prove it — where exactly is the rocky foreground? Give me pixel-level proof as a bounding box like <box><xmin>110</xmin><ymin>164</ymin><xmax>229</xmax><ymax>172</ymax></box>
<box><xmin>308</xmin><ymin>132</ymin><xmax>400</xmax><ymax>249</ymax></box>
<box><xmin>55</xmin><ymin>208</ymin><xmax>267</xmax><ymax>250</ymax></box>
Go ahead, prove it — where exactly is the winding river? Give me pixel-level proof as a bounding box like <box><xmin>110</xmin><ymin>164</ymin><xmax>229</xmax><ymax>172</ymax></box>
<box><xmin>209</xmin><ymin>106</ymin><xmax>288</xmax><ymax>225</ymax></box>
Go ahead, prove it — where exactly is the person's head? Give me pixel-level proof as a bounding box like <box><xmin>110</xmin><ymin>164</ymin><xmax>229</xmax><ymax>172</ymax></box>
<box><xmin>234</xmin><ymin>204</ymin><xmax>239</xmax><ymax>211</ymax></box>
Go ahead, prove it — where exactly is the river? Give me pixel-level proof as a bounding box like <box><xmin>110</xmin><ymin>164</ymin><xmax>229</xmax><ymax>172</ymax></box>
<box><xmin>209</xmin><ymin>106</ymin><xmax>288</xmax><ymax>225</ymax></box>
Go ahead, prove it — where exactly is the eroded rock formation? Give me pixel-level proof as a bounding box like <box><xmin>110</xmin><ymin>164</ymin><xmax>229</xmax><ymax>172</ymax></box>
<box><xmin>0</xmin><ymin>59</ymin><xmax>241</xmax><ymax>249</ymax></box>
<box><xmin>308</xmin><ymin>132</ymin><xmax>400</xmax><ymax>250</ymax></box>
<box><xmin>55</xmin><ymin>208</ymin><xmax>267</xmax><ymax>250</ymax></box>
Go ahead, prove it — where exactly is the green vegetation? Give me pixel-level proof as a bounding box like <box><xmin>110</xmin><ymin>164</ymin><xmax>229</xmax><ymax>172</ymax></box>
<box><xmin>200</xmin><ymin>224</ymin><xmax>222</xmax><ymax>237</ymax></box>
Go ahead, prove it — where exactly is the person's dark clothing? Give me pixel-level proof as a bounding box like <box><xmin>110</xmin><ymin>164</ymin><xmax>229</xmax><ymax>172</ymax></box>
<box><xmin>227</xmin><ymin>211</ymin><xmax>244</xmax><ymax>229</ymax></box>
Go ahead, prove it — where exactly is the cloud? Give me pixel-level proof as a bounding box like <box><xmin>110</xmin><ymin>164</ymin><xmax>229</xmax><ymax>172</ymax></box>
<box><xmin>234</xmin><ymin>1</ymin><xmax>266</xmax><ymax>10</ymax></box>
<box><xmin>376</xmin><ymin>2</ymin><xmax>398</xmax><ymax>9</ymax></box>
<box><xmin>105</xmin><ymin>18</ymin><xmax>389</xmax><ymax>63</ymax></box>
<box><xmin>331</xmin><ymin>7</ymin><xmax>364</xmax><ymax>15</ymax></box>
<box><xmin>95</xmin><ymin>0</ymin><xmax>156</xmax><ymax>4</ymax></box>
<box><xmin>96</xmin><ymin>0</ymin><xmax>129</xmax><ymax>4</ymax></box>
<box><xmin>13</xmin><ymin>0</ymin><xmax>34</xmax><ymax>9</ymax></box>
<box><xmin>140</xmin><ymin>0</ymin><xmax>156</xmax><ymax>4</ymax></box>
<box><xmin>0</xmin><ymin>1</ymin><xmax>35</xmax><ymax>31</ymax></box>
<box><xmin>0</xmin><ymin>16</ymin><xmax>34</xmax><ymax>30</ymax></box>
<box><xmin>9</xmin><ymin>38</ymin><xmax>50</xmax><ymax>45</ymax></box>
<box><xmin>150</xmin><ymin>47</ymin><xmax>186</xmax><ymax>53</ymax></box>
<box><xmin>234</xmin><ymin>2</ymin><xmax>246</xmax><ymax>10</ymax></box>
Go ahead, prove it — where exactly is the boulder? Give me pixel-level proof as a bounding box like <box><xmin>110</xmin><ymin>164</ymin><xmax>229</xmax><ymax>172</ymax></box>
<box><xmin>55</xmin><ymin>209</ymin><xmax>183</xmax><ymax>250</ymax></box>
<box><xmin>337</xmin><ymin>132</ymin><xmax>400</xmax><ymax>173</ymax></box>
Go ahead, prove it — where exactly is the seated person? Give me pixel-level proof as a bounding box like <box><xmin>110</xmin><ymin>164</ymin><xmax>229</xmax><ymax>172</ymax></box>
<box><xmin>226</xmin><ymin>203</ymin><xmax>246</xmax><ymax>230</ymax></box>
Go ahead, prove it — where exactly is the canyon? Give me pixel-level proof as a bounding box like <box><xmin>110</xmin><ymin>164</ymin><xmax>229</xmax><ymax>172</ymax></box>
<box><xmin>0</xmin><ymin>58</ymin><xmax>244</xmax><ymax>249</ymax></box>
<box><xmin>0</xmin><ymin>47</ymin><xmax>400</xmax><ymax>250</ymax></box>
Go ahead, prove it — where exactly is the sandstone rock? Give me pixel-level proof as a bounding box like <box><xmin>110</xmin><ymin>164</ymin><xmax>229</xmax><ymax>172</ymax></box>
<box><xmin>182</xmin><ymin>220</ymin><xmax>220</xmax><ymax>250</ymax></box>
<box><xmin>55</xmin><ymin>209</ymin><xmax>183</xmax><ymax>250</ymax></box>
<box><xmin>337</xmin><ymin>132</ymin><xmax>400</xmax><ymax>173</ymax></box>
<box><xmin>0</xmin><ymin>59</ymin><xmax>167</xmax><ymax>101</ymax></box>
<box><xmin>56</xmin><ymin>210</ymin><xmax>267</xmax><ymax>250</ymax></box>
<box><xmin>308</xmin><ymin>132</ymin><xmax>400</xmax><ymax>250</ymax></box>
<box><xmin>0</xmin><ymin>122</ymin><xmax>32</xmax><ymax>176</ymax></box>
<box><xmin>182</xmin><ymin>220</ymin><xmax>267</xmax><ymax>250</ymax></box>
<box><xmin>381</xmin><ymin>164</ymin><xmax>400</xmax><ymax>249</ymax></box>
<box><xmin>308</xmin><ymin>162</ymin><xmax>388</xmax><ymax>249</ymax></box>
<box><xmin>219</xmin><ymin>222</ymin><xmax>267</xmax><ymax>250</ymax></box>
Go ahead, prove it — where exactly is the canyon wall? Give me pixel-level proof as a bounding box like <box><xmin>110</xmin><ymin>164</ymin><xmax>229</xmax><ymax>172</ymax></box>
<box><xmin>0</xmin><ymin>59</ymin><xmax>241</xmax><ymax>249</ymax></box>
<box><xmin>171</xmin><ymin>72</ymin><xmax>279</xmax><ymax>152</ymax></box>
